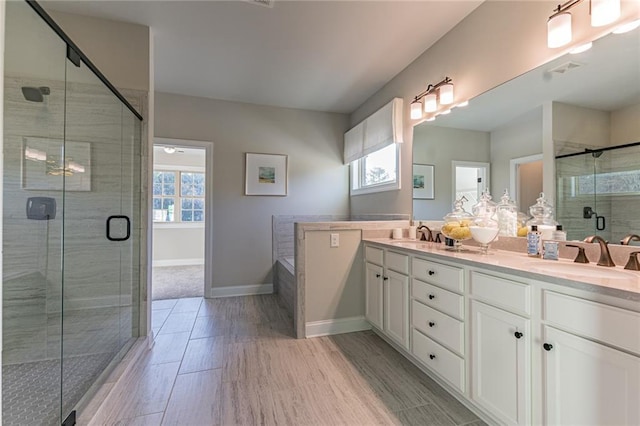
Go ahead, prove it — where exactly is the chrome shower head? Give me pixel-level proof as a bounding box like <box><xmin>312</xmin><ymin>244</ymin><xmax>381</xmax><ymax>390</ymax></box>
<box><xmin>21</xmin><ymin>86</ymin><xmax>50</xmax><ymax>103</ymax></box>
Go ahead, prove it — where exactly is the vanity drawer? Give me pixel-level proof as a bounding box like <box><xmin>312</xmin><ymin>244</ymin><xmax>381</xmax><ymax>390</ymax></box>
<box><xmin>470</xmin><ymin>271</ymin><xmax>531</xmax><ymax>316</ymax></box>
<box><xmin>386</xmin><ymin>251</ymin><xmax>409</xmax><ymax>274</ymax></box>
<box><xmin>412</xmin><ymin>328</ymin><xmax>465</xmax><ymax>393</ymax></box>
<box><xmin>412</xmin><ymin>300</ymin><xmax>464</xmax><ymax>355</ymax></box>
<box><xmin>544</xmin><ymin>291</ymin><xmax>640</xmax><ymax>355</ymax></box>
<box><xmin>412</xmin><ymin>278</ymin><xmax>464</xmax><ymax>320</ymax></box>
<box><xmin>412</xmin><ymin>258</ymin><xmax>463</xmax><ymax>294</ymax></box>
<box><xmin>365</xmin><ymin>245</ymin><xmax>384</xmax><ymax>266</ymax></box>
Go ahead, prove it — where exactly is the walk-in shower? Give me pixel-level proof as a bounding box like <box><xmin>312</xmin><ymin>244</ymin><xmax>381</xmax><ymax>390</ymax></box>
<box><xmin>556</xmin><ymin>142</ymin><xmax>640</xmax><ymax>242</ymax></box>
<box><xmin>2</xmin><ymin>1</ymin><xmax>143</xmax><ymax>424</ymax></box>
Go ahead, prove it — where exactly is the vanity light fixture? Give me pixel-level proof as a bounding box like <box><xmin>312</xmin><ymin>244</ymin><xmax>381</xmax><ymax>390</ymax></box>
<box><xmin>410</xmin><ymin>77</ymin><xmax>454</xmax><ymax>119</ymax></box>
<box><xmin>612</xmin><ymin>19</ymin><xmax>640</xmax><ymax>34</ymax></box>
<box><xmin>163</xmin><ymin>146</ymin><xmax>176</xmax><ymax>154</ymax></box>
<box><xmin>570</xmin><ymin>41</ymin><xmax>593</xmax><ymax>53</ymax></box>
<box><xmin>547</xmin><ymin>0</ymin><xmax>620</xmax><ymax>48</ymax></box>
<box><xmin>410</xmin><ymin>100</ymin><xmax>423</xmax><ymax>119</ymax></box>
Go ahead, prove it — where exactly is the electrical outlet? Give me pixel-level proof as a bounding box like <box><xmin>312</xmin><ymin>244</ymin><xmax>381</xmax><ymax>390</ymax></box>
<box><xmin>330</xmin><ymin>233</ymin><xmax>339</xmax><ymax>248</ymax></box>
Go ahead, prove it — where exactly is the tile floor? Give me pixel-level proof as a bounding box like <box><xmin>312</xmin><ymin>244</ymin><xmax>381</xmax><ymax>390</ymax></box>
<box><xmin>85</xmin><ymin>294</ymin><xmax>486</xmax><ymax>425</ymax></box>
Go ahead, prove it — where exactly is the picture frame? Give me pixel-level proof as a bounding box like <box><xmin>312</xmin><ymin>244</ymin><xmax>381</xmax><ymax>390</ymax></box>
<box><xmin>22</xmin><ymin>136</ymin><xmax>92</xmax><ymax>191</ymax></box>
<box><xmin>412</xmin><ymin>163</ymin><xmax>434</xmax><ymax>199</ymax></box>
<box><xmin>244</xmin><ymin>152</ymin><xmax>288</xmax><ymax>196</ymax></box>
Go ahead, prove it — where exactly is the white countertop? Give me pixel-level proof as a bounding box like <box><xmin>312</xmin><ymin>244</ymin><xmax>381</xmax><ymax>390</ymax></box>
<box><xmin>364</xmin><ymin>238</ymin><xmax>640</xmax><ymax>301</ymax></box>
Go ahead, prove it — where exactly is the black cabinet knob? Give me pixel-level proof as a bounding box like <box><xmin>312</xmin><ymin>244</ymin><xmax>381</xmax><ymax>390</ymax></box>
<box><xmin>428</xmin><ymin>294</ymin><xmax>435</xmax><ymax>300</ymax></box>
<box><xmin>428</xmin><ymin>321</ymin><xmax>435</xmax><ymax>327</ymax></box>
<box><xmin>428</xmin><ymin>270</ymin><xmax>435</xmax><ymax>276</ymax></box>
<box><xmin>514</xmin><ymin>331</ymin><xmax>523</xmax><ymax>339</ymax></box>
<box><xmin>429</xmin><ymin>354</ymin><xmax>436</xmax><ymax>360</ymax></box>
<box><xmin>383</xmin><ymin>276</ymin><xmax>389</xmax><ymax>281</ymax></box>
<box><xmin>375</xmin><ymin>273</ymin><xmax>381</xmax><ymax>278</ymax></box>
<box><xmin>543</xmin><ymin>343</ymin><xmax>553</xmax><ymax>351</ymax></box>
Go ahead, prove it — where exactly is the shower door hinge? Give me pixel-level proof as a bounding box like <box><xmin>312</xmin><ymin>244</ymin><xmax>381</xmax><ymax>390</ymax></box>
<box><xmin>67</xmin><ymin>45</ymin><xmax>81</xmax><ymax>67</ymax></box>
<box><xmin>62</xmin><ymin>410</ymin><xmax>76</xmax><ymax>426</ymax></box>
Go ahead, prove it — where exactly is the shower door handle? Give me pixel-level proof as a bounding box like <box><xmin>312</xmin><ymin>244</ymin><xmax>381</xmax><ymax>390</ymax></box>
<box><xmin>596</xmin><ymin>215</ymin><xmax>606</xmax><ymax>231</ymax></box>
<box><xmin>106</xmin><ymin>215</ymin><xmax>131</xmax><ymax>242</ymax></box>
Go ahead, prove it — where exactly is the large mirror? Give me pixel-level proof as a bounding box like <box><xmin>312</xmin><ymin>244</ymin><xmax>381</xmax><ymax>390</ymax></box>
<box><xmin>412</xmin><ymin>28</ymin><xmax>640</xmax><ymax>245</ymax></box>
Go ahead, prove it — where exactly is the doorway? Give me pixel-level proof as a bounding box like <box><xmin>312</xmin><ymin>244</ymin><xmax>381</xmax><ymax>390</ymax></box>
<box><xmin>510</xmin><ymin>154</ymin><xmax>543</xmax><ymax>211</ymax></box>
<box><xmin>452</xmin><ymin>161</ymin><xmax>490</xmax><ymax>212</ymax></box>
<box><xmin>152</xmin><ymin>138</ymin><xmax>213</xmax><ymax>300</ymax></box>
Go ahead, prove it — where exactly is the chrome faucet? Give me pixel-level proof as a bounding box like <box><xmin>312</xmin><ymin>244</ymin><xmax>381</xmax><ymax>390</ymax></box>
<box><xmin>583</xmin><ymin>235</ymin><xmax>615</xmax><ymax>267</ymax></box>
<box><xmin>620</xmin><ymin>234</ymin><xmax>640</xmax><ymax>245</ymax></box>
<box><xmin>417</xmin><ymin>225</ymin><xmax>433</xmax><ymax>242</ymax></box>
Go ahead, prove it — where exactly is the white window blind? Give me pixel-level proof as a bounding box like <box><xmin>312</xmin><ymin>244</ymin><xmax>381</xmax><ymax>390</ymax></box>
<box><xmin>343</xmin><ymin>97</ymin><xmax>403</xmax><ymax>164</ymax></box>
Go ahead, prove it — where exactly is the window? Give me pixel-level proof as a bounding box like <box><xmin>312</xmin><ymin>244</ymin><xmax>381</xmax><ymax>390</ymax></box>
<box><xmin>153</xmin><ymin>170</ymin><xmax>205</xmax><ymax>222</ymax></box>
<box><xmin>350</xmin><ymin>144</ymin><xmax>400</xmax><ymax>195</ymax></box>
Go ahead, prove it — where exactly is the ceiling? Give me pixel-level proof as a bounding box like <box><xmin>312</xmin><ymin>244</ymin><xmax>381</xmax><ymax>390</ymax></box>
<box><xmin>427</xmin><ymin>27</ymin><xmax>640</xmax><ymax>132</ymax></box>
<box><xmin>42</xmin><ymin>0</ymin><xmax>483</xmax><ymax>114</ymax></box>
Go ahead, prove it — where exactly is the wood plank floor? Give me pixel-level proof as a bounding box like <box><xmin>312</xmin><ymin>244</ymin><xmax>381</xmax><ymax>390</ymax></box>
<box><xmin>85</xmin><ymin>295</ymin><xmax>486</xmax><ymax>426</ymax></box>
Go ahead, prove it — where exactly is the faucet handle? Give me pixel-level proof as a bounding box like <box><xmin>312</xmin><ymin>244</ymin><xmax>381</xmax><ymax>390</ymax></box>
<box><xmin>624</xmin><ymin>251</ymin><xmax>640</xmax><ymax>271</ymax></box>
<box><xmin>566</xmin><ymin>244</ymin><xmax>589</xmax><ymax>264</ymax></box>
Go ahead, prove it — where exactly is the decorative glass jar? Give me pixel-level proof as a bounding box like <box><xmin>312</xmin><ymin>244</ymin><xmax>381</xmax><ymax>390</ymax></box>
<box><xmin>496</xmin><ymin>190</ymin><xmax>519</xmax><ymax>237</ymax></box>
<box><xmin>441</xmin><ymin>196</ymin><xmax>473</xmax><ymax>250</ymax></box>
<box><xmin>526</xmin><ymin>192</ymin><xmax>557</xmax><ymax>240</ymax></box>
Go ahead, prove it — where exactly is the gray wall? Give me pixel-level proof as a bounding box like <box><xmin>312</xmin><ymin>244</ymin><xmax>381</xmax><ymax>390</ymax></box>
<box><xmin>490</xmin><ymin>106</ymin><xmax>543</xmax><ymax>199</ymax></box>
<box><xmin>155</xmin><ymin>92</ymin><xmax>350</xmax><ymax>289</ymax></box>
<box><xmin>412</xmin><ymin>124</ymin><xmax>490</xmax><ymax>220</ymax></box>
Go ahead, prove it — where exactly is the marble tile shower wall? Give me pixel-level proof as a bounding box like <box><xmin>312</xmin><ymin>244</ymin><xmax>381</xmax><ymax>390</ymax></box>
<box><xmin>3</xmin><ymin>75</ymin><xmax>142</xmax><ymax>364</ymax></box>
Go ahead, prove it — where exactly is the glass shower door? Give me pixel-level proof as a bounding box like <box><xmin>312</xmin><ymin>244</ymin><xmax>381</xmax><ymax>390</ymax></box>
<box><xmin>556</xmin><ymin>153</ymin><xmax>598</xmax><ymax>241</ymax></box>
<box><xmin>60</xmin><ymin>53</ymin><xmax>138</xmax><ymax>421</ymax></box>
<box><xmin>2</xmin><ymin>1</ymin><xmax>66</xmax><ymax>424</ymax></box>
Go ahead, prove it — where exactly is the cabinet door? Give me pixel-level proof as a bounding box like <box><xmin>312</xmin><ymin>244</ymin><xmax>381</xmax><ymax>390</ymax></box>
<box><xmin>384</xmin><ymin>270</ymin><xmax>409</xmax><ymax>349</ymax></box>
<box><xmin>471</xmin><ymin>301</ymin><xmax>530</xmax><ymax>425</ymax></box>
<box><xmin>543</xmin><ymin>326</ymin><xmax>640</xmax><ymax>426</ymax></box>
<box><xmin>365</xmin><ymin>262</ymin><xmax>384</xmax><ymax>330</ymax></box>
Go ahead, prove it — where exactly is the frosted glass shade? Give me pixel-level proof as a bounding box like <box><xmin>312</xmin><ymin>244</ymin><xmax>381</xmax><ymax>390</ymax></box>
<box><xmin>439</xmin><ymin>83</ymin><xmax>454</xmax><ymax>105</ymax></box>
<box><xmin>591</xmin><ymin>0</ymin><xmax>620</xmax><ymax>27</ymax></box>
<box><xmin>410</xmin><ymin>101</ymin><xmax>422</xmax><ymax>119</ymax></box>
<box><xmin>548</xmin><ymin>12</ymin><xmax>572</xmax><ymax>48</ymax></box>
<box><xmin>424</xmin><ymin>93</ymin><xmax>437</xmax><ymax>113</ymax></box>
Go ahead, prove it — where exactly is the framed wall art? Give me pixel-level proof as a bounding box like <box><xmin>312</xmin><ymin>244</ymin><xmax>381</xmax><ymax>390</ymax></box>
<box><xmin>413</xmin><ymin>163</ymin><xmax>434</xmax><ymax>200</ymax></box>
<box><xmin>245</xmin><ymin>152</ymin><xmax>288</xmax><ymax>196</ymax></box>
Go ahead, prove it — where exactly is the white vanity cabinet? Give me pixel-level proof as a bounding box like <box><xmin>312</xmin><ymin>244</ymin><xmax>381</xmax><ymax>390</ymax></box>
<box><xmin>364</xmin><ymin>246</ymin><xmax>409</xmax><ymax>349</ymax></box>
<box><xmin>411</xmin><ymin>257</ymin><xmax>466</xmax><ymax>392</ymax></box>
<box><xmin>541</xmin><ymin>292</ymin><xmax>640</xmax><ymax>426</ymax></box>
<box><xmin>469</xmin><ymin>271</ymin><xmax>531</xmax><ymax>426</ymax></box>
<box><xmin>362</xmin><ymin>241</ymin><xmax>640</xmax><ymax>426</ymax></box>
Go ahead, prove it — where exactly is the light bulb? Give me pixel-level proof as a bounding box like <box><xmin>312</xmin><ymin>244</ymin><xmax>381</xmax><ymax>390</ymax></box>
<box><xmin>439</xmin><ymin>83</ymin><xmax>454</xmax><ymax>105</ymax></box>
<box><xmin>440</xmin><ymin>109</ymin><xmax>451</xmax><ymax>115</ymax></box>
<box><xmin>548</xmin><ymin>12</ymin><xmax>572</xmax><ymax>48</ymax></box>
<box><xmin>591</xmin><ymin>0</ymin><xmax>620</xmax><ymax>27</ymax></box>
<box><xmin>456</xmin><ymin>100</ymin><xmax>469</xmax><ymax>108</ymax></box>
<box><xmin>424</xmin><ymin>93</ymin><xmax>437</xmax><ymax>113</ymax></box>
<box><xmin>426</xmin><ymin>117</ymin><xmax>436</xmax><ymax>122</ymax></box>
<box><xmin>410</xmin><ymin>101</ymin><xmax>422</xmax><ymax>119</ymax></box>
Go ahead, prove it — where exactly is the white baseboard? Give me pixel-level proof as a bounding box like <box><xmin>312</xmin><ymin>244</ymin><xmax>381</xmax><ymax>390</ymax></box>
<box><xmin>210</xmin><ymin>283</ymin><xmax>273</xmax><ymax>298</ymax></box>
<box><xmin>305</xmin><ymin>316</ymin><xmax>371</xmax><ymax>338</ymax></box>
<box><xmin>153</xmin><ymin>258</ymin><xmax>204</xmax><ymax>267</ymax></box>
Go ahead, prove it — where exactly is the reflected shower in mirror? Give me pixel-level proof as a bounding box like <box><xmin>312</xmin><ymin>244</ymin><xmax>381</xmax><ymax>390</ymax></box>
<box><xmin>412</xmin><ymin>26</ymin><xmax>639</xmax><ymax>244</ymax></box>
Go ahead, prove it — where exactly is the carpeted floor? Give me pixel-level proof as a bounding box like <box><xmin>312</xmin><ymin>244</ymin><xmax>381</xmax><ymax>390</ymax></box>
<box><xmin>152</xmin><ymin>265</ymin><xmax>204</xmax><ymax>300</ymax></box>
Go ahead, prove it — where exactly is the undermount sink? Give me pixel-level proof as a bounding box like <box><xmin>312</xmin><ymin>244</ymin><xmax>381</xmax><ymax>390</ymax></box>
<box><xmin>525</xmin><ymin>262</ymin><xmax>635</xmax><ymax>282</ymax></box>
